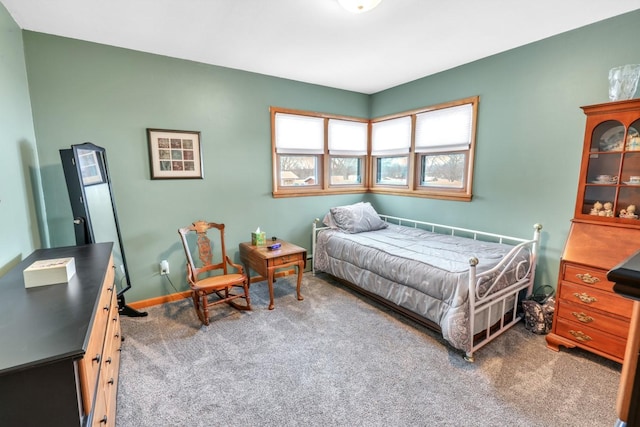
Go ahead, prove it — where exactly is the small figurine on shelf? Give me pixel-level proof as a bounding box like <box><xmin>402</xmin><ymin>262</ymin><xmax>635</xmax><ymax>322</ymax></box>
<box><xmin>590</xmin><ymin>201</ymin><xmax>603</xmax><ymax>216</ymax></box>
<box><xmin>604</xmin><ymin>202</ymin><xmax>614</xmax><ymax>217</ymax></box>
<box><xmin>620</xmin><ymin>204</ymin><xmax>638</xmax><ymax>219</ymax></box>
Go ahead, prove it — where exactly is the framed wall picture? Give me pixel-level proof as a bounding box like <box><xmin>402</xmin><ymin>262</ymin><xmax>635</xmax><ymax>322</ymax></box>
<box><xmin>147</xmin><ymin>129</ymin><xmax>203</xmax><ymax>179</ymax></box>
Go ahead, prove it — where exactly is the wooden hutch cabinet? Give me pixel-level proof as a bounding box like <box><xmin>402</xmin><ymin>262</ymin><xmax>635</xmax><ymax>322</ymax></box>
<box><xmin>546</xmin><ymin>99</ymin><xmax>640</xmax><ymax>363</ymax></box>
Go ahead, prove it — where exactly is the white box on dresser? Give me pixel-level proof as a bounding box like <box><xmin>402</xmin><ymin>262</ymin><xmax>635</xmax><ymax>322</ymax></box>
<box><xmin>23</xmin><ymin>256</ymin><xmax>76</xmax><ymax>288</ymax></box>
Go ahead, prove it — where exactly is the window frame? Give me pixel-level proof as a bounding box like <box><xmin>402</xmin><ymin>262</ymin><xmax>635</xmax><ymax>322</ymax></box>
<box><xmin>270</xmin><ymin>96</ymin><xmax>478</xmax><ymax>201</ymax></box>
<box><xmin>371</xmin><ymin>96</ymin><xmax>478</xmax><ymax>201</ymax></box>
<box><xmin>271</xmin><ymin>106</ymin><xmax>369</xmax><ymax>198</ymax></box>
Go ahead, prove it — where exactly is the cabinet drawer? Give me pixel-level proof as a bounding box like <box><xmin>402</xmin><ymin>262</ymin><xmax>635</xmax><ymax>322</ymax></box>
<box><xmin>555</xmin><ymin>317</ymin><xmax>627</xmax><ymax>361</ymax></box>
<box><xmin>556</xmin><ymin>301</ymin><xmax>629</xmax><ymax>339</ymax></box>
<box><xmin>559</xmin><ymin>282</ymin><xmax>633</xmax><ymax>318</ymax></box>
<box><xmin>563</xmin><ymin>264</ymin><xmax>615</xmax><ymax>293</ymax></box>
<box><xmin>271</xmin><ymin>253</ymin><xmax>303</xmax><ymax>267</ymax></box>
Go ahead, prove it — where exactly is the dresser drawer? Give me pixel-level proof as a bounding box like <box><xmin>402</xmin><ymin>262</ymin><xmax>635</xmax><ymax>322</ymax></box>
<box><xmin>559</xmin><ymin>282</ymin><xmax>633</xmax><ymax>318</ymax></box>
<box><xmin>93</xmin><ymin>325</ymin><xmax>119</xmax><ymax>427</ymax></box>
<box><xmin>78</xmin><ymin>257</ymin><xmax>117</xmax><ymax>420</ymax></box>
<box><xmin>102</xmin><ymin>301</ymin><xmax>121</xmax><ymax>388</ymax></box>
<box><xmin>91</xmin><ymin>387</ymin><xmax>109</xmax><ymax>427</ymax></box>
<box><xmin>555</xmin><ymin>317</ymin><xmax>627</xmax><ymax>361</ymax></box>
<box><xmin>563</xmin><ymin>264</ymin><xmax>615</xmax><ymax>293</ymax></box>
<box><xmin>556</xmin><ymin>301</ymin><xmax>629</xmax><ymax>339</ymax></box>
<box><xmin>78</xmin><ymin>304</ymin><xmax>110</xmax><ymax>413</ymax></box>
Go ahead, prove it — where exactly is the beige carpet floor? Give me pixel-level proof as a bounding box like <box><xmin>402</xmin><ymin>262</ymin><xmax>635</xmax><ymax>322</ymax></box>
<box><xmin>116</xmin><ymin>272</ymin><xmax>621</xmax><ymax>426</ymax></box>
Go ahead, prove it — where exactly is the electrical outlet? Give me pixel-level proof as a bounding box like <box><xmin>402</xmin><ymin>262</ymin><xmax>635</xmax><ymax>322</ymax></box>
<box><xmin>160</xmin><ymin>260</ymin><xmax>169</xmax><ymax>275</ymax></box>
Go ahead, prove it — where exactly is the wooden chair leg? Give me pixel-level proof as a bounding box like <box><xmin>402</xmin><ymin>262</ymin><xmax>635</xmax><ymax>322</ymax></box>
<box><xmin>200</xmin><ymin>292</ymin><xmax>210</xmax><ymax>326</ymax></box>
<box><xmin>243</xmin><ymin>280</ymin><xmax>252</xmax><ymax>310</ymax></box>
<box><xmin>191</xmin><ymin>291</ymin><xmax>202</xmax><ymax>324</ymax></box>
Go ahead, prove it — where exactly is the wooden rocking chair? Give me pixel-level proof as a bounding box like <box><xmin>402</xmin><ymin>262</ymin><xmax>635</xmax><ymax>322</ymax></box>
<box><xmin>178</xmin><ymin>220</ymin><xmax>251</xmax><ymax>325</ymax></box>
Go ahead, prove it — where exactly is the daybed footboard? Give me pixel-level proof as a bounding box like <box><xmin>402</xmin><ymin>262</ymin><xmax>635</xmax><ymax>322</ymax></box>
<box><xmin>464</xmin><ymin>226</ymin><xmax>541</xmax><ymax>361</ymax></box>
<box><xmin>312</xmin><ymin>215</ymin><xmax>542</xmax><ymax>362</ymax></box>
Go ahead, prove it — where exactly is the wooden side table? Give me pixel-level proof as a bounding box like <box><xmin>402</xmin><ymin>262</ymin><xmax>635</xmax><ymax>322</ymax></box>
<box><xmin>239</xmin><ymin>240</ymin><xmax>307</xmax><ymax>310</ymax></box>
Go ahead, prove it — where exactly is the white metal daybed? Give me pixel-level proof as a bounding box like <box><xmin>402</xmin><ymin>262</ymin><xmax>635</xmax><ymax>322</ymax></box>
<box><xmin>312</xmin><ymin>202</ymin><xmax>542</xmax><ymax>362</ymax></box>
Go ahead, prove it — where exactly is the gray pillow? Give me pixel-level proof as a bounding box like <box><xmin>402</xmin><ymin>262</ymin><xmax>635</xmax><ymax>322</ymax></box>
<box><xmin>329</xmin><ymin>202</ymin><xmax>388</xmax><ymax>233</ymax></box>
<box><xmin>322</xmin><ymin>212</ymin><xmax>338</xmax><ymax>228</ymax></box>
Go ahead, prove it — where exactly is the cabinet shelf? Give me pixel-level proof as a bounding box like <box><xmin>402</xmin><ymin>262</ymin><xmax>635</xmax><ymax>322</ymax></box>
<box><xmin>575</xmin><ymin>99</ymin><xmax>640</xmax><ymax>222</ymax></box>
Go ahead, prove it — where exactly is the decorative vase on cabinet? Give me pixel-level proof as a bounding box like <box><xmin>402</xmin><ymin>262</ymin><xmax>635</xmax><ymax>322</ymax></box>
<box><xmin>546</xmin><ymin>98</ymin><xmax>640</xmax><ymax>363</ymax></box>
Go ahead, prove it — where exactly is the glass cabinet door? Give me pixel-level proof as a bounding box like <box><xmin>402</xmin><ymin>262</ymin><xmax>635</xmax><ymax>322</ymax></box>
<box><xmin>581</xmin><ymin>118</ymin><xmax>640</xmax><ymax>220</ymax></box>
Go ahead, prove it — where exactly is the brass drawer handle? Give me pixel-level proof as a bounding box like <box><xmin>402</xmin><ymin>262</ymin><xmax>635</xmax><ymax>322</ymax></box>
<box><xmin>571</xmin><ymin>312</ymin><xmax>594</xmax><ymax>323</ymax></box>
<box><xmin>573</xmin><ymin>292</ymin><xmax>597</xmax><ymax>304</ymax></box>
<box><xmin>569</xmin><ymin>330</ymin><xmax>592</xmax><ymax>342</ymax></box>
<box><xmin>576</xmin><ymin>273</ymin><xmax>600</xmax><ymax>285</ymax></box>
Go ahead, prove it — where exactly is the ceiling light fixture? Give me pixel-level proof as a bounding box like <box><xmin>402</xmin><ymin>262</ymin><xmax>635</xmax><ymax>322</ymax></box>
<box><xmin>338</xmin><ymin>0</ymin><xmax>382</xmax><ymax>14</ymax></box>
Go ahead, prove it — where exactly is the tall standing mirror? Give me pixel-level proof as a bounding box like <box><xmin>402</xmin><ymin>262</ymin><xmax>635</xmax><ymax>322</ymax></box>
<box><xmin>60</xmin><ymin>142</ymin><xmax>147</xmax><ymax>317</ymax></box>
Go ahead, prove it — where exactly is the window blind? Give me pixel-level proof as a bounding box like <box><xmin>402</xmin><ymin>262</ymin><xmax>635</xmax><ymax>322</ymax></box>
<box><xmin>328</xmin><ymin>119</ymin><xmax>368</xmax><ymax>155</ymax></box>
<box><xmin>275</xmin><ymin>113</ymin><xmax>324</xmax><ymax>154</ymax></box>
<box><xmin>415</xmin><ymin>103</ymin><xmax>473</xmax><ymax>153</ymax></box>
<box><xmin>371</xmin><ymin>116</ymin><xmax>411</xmax><ymax>156</ymax></box>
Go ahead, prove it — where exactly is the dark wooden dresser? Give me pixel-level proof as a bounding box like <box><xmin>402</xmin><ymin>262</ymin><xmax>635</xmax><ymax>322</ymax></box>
<box><xmin>0</xmin><ymin>243</ymin><xmax>121</xmax><ymax>426</ymax></box>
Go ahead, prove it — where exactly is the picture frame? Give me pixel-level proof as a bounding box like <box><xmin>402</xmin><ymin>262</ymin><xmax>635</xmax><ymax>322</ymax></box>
<box><xmin>147</xmin><ymin>129</ymin><xmax>203</xmax><ymax>179</ymax></box>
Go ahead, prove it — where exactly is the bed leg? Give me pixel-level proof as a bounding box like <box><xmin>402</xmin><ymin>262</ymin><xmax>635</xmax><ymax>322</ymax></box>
<box><xmin>464</xmin><ymin>353</ymin><xmax>475</xmax><ymax>363</ymax></box>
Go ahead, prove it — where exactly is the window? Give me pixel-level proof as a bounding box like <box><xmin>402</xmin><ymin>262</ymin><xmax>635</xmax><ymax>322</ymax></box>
<box><xmin>372</xmin><ymin>96</ymin><xmax>478</xmax><ymax>201</ymax></box>
<box><xmin>328</xmin><ymin>119</ymin><xmax>367</xmax><ymax>186</ymax></box>
<box><xmin>371</xmin><ymin>116</ymin><xmax>412</xmax><ymax>187</ymax></box>
<box><xmin>414</xmin><ymin>101</ymin><xmax>475</xmax><ymax>197</ymax></box>
<box><xmin>270</xmin><ymin>96</ymin><xmax>478</xmax><ymax>200</ymax></box>
<box><xmin>271</xmin><ymin>107</ymin><xmax>368</xmax><ymax>197</ymax></box>
<box><xmin>274</xmin><ymin>113</ymin><xmax>323</xmax><ymax>189</ymax></box>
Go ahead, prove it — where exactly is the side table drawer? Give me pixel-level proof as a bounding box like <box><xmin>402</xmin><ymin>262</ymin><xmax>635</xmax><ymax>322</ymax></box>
<box><xmin>559</xmin><ymin>282</ymin><xmax>633</xmax><ymax>318</ymax></box>
<box><xmin>554</xmin><ymin>317</ymin><xmax>627</xmax><ymax>361</ymax></box>
<box><xmin>271</xmin><ymin>253</ymin><xmax>303</xmax><ymax>267</ymax></box>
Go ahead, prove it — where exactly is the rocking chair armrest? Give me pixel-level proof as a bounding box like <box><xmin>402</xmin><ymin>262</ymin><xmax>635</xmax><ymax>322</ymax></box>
<box><xmin>186</xmin><ymin>264</ymin><xmax>197</xmax><ymax>284</ymax></box>
<box><xmin>225</xmin><ymin>256</ymin><xmax>244</xmax><ymax>274</ymax></box>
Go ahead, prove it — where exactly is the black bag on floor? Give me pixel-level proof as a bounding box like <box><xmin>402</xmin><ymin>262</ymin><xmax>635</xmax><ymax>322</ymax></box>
<box><xmin>521</xmin><ymin>285</ymin><xmax>555</xmax><ymax>335</ymax></box>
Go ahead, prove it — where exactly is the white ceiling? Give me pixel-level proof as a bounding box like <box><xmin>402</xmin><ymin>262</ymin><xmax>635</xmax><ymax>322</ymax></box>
<box><xmin>3</xmin><ymin>0</ymin><xmax>639</xmax><ymax>94</ymax></box>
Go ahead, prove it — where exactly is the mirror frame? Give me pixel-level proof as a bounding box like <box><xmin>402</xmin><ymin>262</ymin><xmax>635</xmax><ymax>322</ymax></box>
<box><xmin>64</xmin><ymin>142</ymin><xmax>132</xmax><ymax>296</ymax></box>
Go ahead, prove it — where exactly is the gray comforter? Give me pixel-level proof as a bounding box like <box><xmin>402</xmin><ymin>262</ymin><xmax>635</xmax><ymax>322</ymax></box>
<box><xmin>314</xmin><ymin>224</ymin><xmax>530</xmax><ymax>351</ymax></box>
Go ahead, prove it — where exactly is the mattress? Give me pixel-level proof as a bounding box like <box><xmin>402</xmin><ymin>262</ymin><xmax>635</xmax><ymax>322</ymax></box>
<box><xmin>314</xmin><ymin>224</ymin><xmax>530</xmax><ymax>351</ymax></box>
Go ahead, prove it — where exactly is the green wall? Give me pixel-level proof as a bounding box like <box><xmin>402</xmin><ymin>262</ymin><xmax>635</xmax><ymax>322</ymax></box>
<box><xmin>12</xmin><ymin>9</ymin><xmax>640</xmax><ymax>302</ymax></box>
<box><xmin>0</xmin><ymin>3</ymin><xmax>42</xmax><ymax>275</ymax></box>
<box><xmin>368</xmin><ymin>10</ymin><xmax>640</xmax><ymax>289</ymax></box>
<box><xmin>22</xmin><ymin>32</ymin><xmax>369</xmax><ymax>302</ymax></box>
